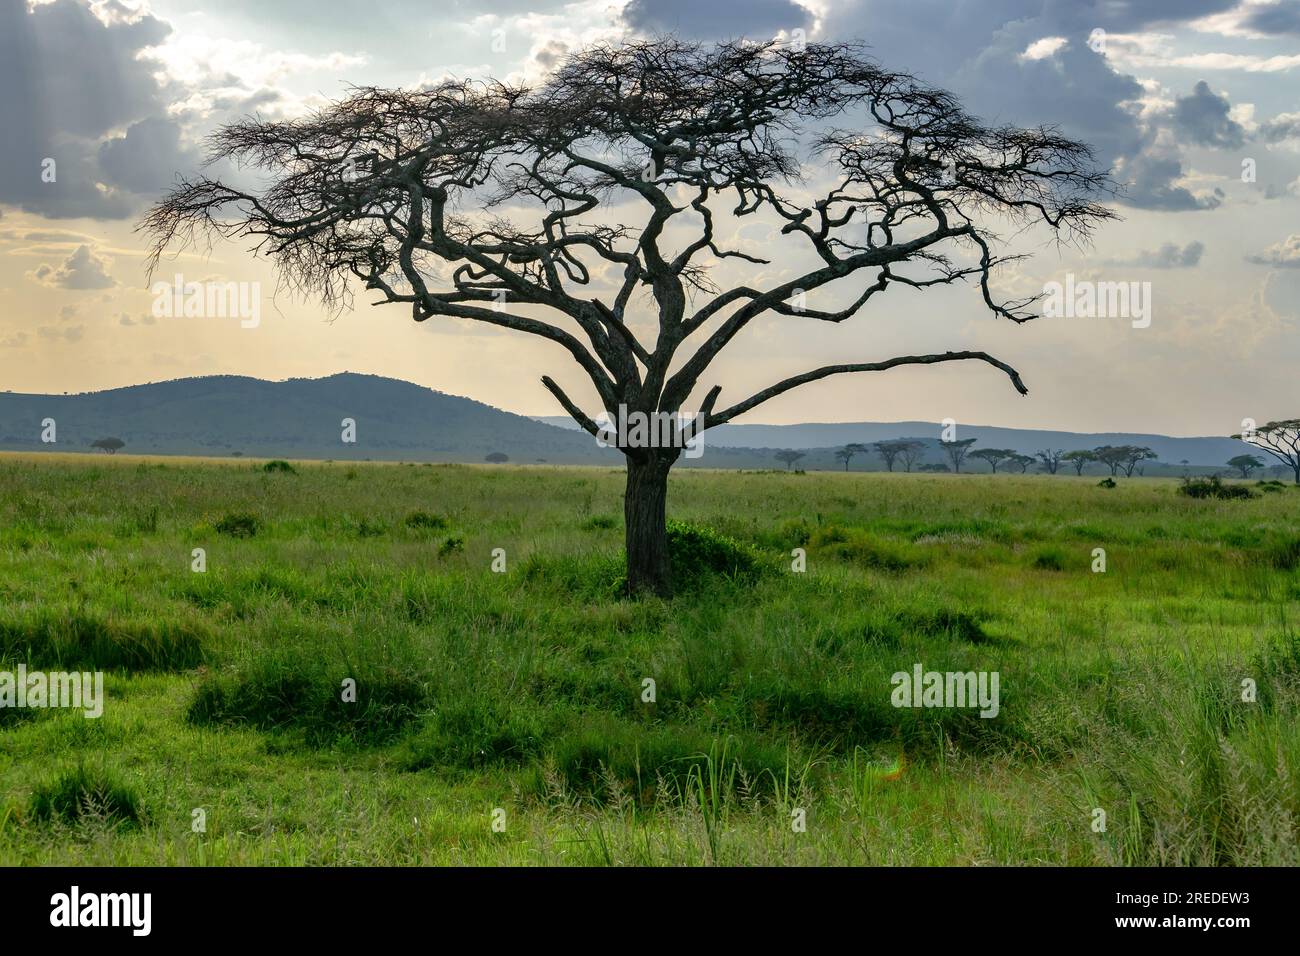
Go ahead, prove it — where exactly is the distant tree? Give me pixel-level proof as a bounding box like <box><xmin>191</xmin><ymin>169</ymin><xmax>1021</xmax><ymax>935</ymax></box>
<box><xmin>1008</xmin><ymin>453</ymin><xmax>1035</xmax><ymax>473</ymax></box>
<box><xmin>971</xmin><ymin>447</ymin><xmax>1015</xmax><ymax>473</ymax></box>
<box><xmin>1092</xmin><ymin>445</ymin><xmax>1129</xmax><ymax>477</ymax></box>
<box><xmin>775</xmin><ymin>450</ymin><xmax>806</xmax><ymax>471</ymax></box>
<box><xmin>872</xmin><ymin>439</ymin><xmax>915</xmax><ymax>473</ymax></box>
<box><xmin>941</xmin><ymin>437</ymin><xmax>978</xmax><ymax>473</ymax></box>
<box><xmin>1118</xmin><ymin>445</ymin><xmax>1156</xmax><ymax>477</ymax></box>
<box><xmin>1036</xmin><ymin>448</ymin><xmax>1064</xmax><ymax>474</ymax></box>
<box><xmin>1235</xmin><ymin>420</ymin><xmax>1300</xmax><ymax>484</ymax></box>
<box><xmin>1227</xmin><ymin>454</ymin><xmax>1263</xmax><ymax>478</ymax></box>
<box><xmin>485</xmin><ymin>451</ymin><xmax>509</xmax><ymax>464</ymax></box>
<box><xmin>836</xmin><ymin>442</ymin><xmax>868</xmax><ymax>471</ymax></box>
<box><xmin>91</xmin><ymin>437</ymin><xmax>125</xmax><ymax>454</ymax></box>
<box><xmin>917</xmin><ymin>462</ymin><xmax>950</xmax><ymax>472</ymax></box>
<box><xmin>898</xmin><ymin>440</ymin><xmax>926</xmax><ymax>473</ymax></box>
<box><xmin>1062</xmin><ymin>449</ymin><xmax>1096</xmax><ymax>476</ymax></box>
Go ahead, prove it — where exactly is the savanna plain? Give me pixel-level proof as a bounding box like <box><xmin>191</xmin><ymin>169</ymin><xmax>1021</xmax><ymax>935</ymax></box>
<box><xmin>1</xmin><ymin>454</ymin><xmax>1297</xmax><ymax>865</ymax></box>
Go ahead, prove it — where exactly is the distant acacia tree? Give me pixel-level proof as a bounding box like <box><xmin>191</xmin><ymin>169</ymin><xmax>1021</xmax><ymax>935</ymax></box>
<box><xmin>1092</xmin><ymin>445</ymin><xmax>1133</xmax><ymax>477</ymax></box>
<box><xmin>1235</xmin><ymin>420</ymin><xmax>1300</xmax><ymax>484</ymax></box>
<box><xmin>941</xmin><ymin>438</ymin><xmax>978</xmax><ymax>473</ymax></box>
<box><xmin>142</xmin><ymin>38</ymin><xmax>1114</xmax><ymax>595</ymax></box>
<box><xmin>1036</xmin><ymin>448</ymin><xmax>1064</xmax><ymax>474</ymax></box>
<box><xmin>1062</xmin><ymin>449</ymin><xmax>1095</xmax><ymax>476</ymax></box>
<box><xmin>1119</xmin><ymin>446</ymin><xmax>1156</xmax><ymax>478</ymax></box>
<box><xmin>1008</xmin><ymin>453</ymin><xmax>1035</xmax><ymax>473</ymax></box>
<box><xmin>898</xmin><ymin>440</ymin><xmax>926</xmax><ymax>473</ymax></box>
<box><xmin>835</xmin><ymin>442</ymin><xmax>868</xmax><ymax>471</ymax></box>
<box><xmin>873</xmin><ymin>439</ymin><xmax>915</xmax><ymax>473</ymax></box>
<box><xmin>971</xmin><ymin>447</ymin><xmax>1015</xmax><ymax>473</ymax></box>
<box><xmin>775</xmin><ymin>450</ymin><xmax>806</xmax><ymax>471</ymax></box>
<box><xmin>1227</xmin><ymin>454</ymin><xmax>1263</xmax><ymax>478</ymax></box>
<box><xmin>485</xmin><ymin>451</ymin><xmax>509</xmax><ymax>463</ymax></box>
<box><xmin>91</xmin><ymin>437</ymin><xmax>125</xmax><ymax>454</ymax></box>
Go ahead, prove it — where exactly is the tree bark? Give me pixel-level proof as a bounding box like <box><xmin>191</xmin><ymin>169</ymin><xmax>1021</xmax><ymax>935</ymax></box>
<box><xmin>624</xmin><ymin>453</ymin><xmax>673</xmax><ymax>597</ymax></box>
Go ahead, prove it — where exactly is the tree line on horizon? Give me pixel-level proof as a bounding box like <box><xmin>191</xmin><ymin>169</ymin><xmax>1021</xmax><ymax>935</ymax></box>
<box><xmin>773</xmin><ymin>429</ymin><xmax>1299</xmax><ymax>482</ymax></box>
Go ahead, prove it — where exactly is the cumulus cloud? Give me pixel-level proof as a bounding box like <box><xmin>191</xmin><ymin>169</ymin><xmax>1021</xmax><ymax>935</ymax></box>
<box><xmin>1258</xmin><ymin>110</ymin><xmax>1300</xmax><ymax>142</ymax></box>
<box><xmin>1170</xmin><ymin>80</ymin><xmax>1246</xmax><ymax>147</ymax></box>
<box><xmin>1245</xmin><ymin>233</ymin><xmax>1300</xmax><ymax>267</ymax></box>
<box><xmin>1112</xmin><ymin>240</ymin><xmax>1206</xmax><ymax>268</ymax></box>
<box><xmin>0</xmin><ymin>0</ymin><xmax>173</xmax><ymax>218</ymax></box>
<box><xmin>26</xmin><ymin>245</ymin><xmax>116</xmax><ymax>290</ymax></box>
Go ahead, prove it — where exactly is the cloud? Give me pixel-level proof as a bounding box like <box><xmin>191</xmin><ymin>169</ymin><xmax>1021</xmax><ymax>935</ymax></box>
<box><xmin>0</xmin><ymin>0</ymin><xmax>172</xmax><ymax>218</ymax></box>
<box><xmin>1259</xmin><ymin>110</ymin><xmax>1300</xmax><ymax>142</ymax></box>
<box><xmin>26</xmin><ymin>244</ymin><xmax>116</xmax><ymax>290</ymax></box>
<box><xmin>622</xmin><ymin>0</ymin><xmax>812</xmax><ymax>38</ymax></box>
<box><xmin>98</xmin><ymin>117</ymin><xmax>200</xmax><ymax>195</ymax></box>
<box><xmin>1020</xmin><ymin>36</ymin><xmax>1068</xmax><ymax>60</ymax></box>
<box><xmin>1245</xmin><ymin>233</ymin><xmax>1300</xmax><ymax>267</ymax></box>
<box><xmin>0</xmin><ymin>332</ymin><xmax>28</xmax><ymax>349</ymax></box>
<box><xmin>1241</xmin><ymin>0</ymin><xmax>1300</xmax><ymax>35</ymax></box>
<box><xmin>1115</xmin><ymin>151</ymin><xmax>1219</xmax><ymax>210</ymax></box>
<box><xmin>1112</xmin><ymin>240</ymin><xmax>1206</xmax><ymax>268</ymax></box>
<box><xmin>1170</xmin><ymin>80</ymin><xmax>1246</xmax><ymax>148</ymax></box>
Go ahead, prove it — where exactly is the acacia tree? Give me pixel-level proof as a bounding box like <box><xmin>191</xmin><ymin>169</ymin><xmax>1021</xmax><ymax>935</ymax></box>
<box><xmin>1062</xmin><ymin>449</ymin><xmax>1095</xmax><ymax>476</ymax></box>
<box><xmin>971</xmin><ymin>447</ymin><xmax>1015</xmax><ymax>473</ymax></box>
<box><xmin>142</xmin><ymin>38</ymin><xmax>1114</xmax><ymax>595</ymax></box>
<box><xmin>1226</xmin><ymin>454</ymin><xmax>1262</xmax><ymax>478</ymax></box>
<box><xmin>872</xmin><ymin>439</ymin><xmax>913</xmax><ymax>472</ymax></box>
<box><xmin>835</xmin><ymin>442</ymin><xmax>867</xmax><ymax>470</ymax></box>
<box><xmin>1236</xmin><ymin>420</ymin><xmax>1300</xmax><ymax>484</ymax></box>
<box><xmin>1092</xmin><ymin>445</ymin><xmax>1129</xmax><ymax>477</ymax></box>
<box><xmin>941</xmin><ymin>437</ymin><xmax>978</xmax><ymax>473</ymax></box>
<box><xmin>775</xmin><ymin>449</ymin><xmax>806</xmax><ymax>470</ymax></box>
<box><xmin>1036</xmin><ymin>448</ymin><xmax>1064</xmax><ymax>474</ymax></box>
<box><xmin>1119</xmin><ymin>445</ymin><xmax>1156</xmax><ymax>478</ymax></box>
<box><xmin>91</xmin><ymin>437</ymin><xmax>125</xmax><ymax>454</ymax></box>
<box><xmin>898</xmin><ymin>440</ymin><xmax>926</xmax><ymax>473</ymax></box>
<box><xmin>1008</xmin><ymin>453</ymin><xmax>1035</xmax><ymax>473</ymax></box>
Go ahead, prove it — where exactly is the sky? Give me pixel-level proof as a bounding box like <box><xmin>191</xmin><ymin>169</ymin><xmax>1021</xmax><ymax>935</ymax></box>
<box><xmin>1</xmin><ymin>0</ymin><xmax>1298</xmax><ymax>435</ymax></box>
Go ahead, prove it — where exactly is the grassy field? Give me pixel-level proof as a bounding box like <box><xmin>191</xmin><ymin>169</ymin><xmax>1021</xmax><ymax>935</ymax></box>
<box><xmin>0</xmin><ymin>453</ymin><xmax>1297</xmax><ymax>865</ymax></box>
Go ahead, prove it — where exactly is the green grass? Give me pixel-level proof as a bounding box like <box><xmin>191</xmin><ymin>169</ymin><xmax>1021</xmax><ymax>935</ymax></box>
<box><xmin>0</xmin><ymin>455</ymin><xmax>1297</xmax><ymax>864</ymax></box>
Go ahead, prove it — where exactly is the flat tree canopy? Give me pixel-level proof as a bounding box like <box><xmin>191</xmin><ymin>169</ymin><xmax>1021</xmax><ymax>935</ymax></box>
<box><xmin>143</xmin><ymin>37</ymin><xmax>1115</xmax><ymax>594</ymax></box>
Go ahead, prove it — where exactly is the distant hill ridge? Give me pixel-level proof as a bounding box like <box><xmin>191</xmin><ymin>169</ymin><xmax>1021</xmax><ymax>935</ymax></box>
<box><xmin>0</xmin><ymin>373</ymin><xmax>1257</xmax><ymax>469</ymax></box>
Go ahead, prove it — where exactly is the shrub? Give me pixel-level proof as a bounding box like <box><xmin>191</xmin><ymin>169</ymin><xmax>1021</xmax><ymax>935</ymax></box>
<box><xmin>215</xmin><ymin>512</ymin><xmax>261</xmax><ymax>537</ymax></box>
<box><xmin>1097</xmin><ymin>477</ymin><xmax>1117</xmax><ymax>488</ymax></box>
<box><xmin>666</xmin><ymin>520</ymin><xmax>762</xmax><ymax>586</ymax></box>
<box><xmin>438</xmin><ymin>535</ymin><xmax>465</xmax><ymax>557</ymax></box>
<box><xmin>354</xmin><ymin>517</ymin><xmax>386</xmax><ymax>538</ymax></box>
<box><xmin>1266</xmin><ymin>536</ymin><xmax>1300</xmax><ymax>571</ymax></box>
<box><xmin>1032</xmin><ymin>547</ymin><xmax>1067</xmax><ymax>571</ymax></box>
<box><xmin>1178</xmin><ymin>476</ymin><xmax>1256</xmax><ymax>500</ymax></box>
<box><xmin>29</xmin><ymin>764</ymin><xmax>144</xmax><ymax>828</ymax></box>
<box><xmin>405</xmin><ymin>511</ymin><xmax>449</xmax><ymax>531</ymax></box>
<box><xmin>262</xmin><ymin>460</ymin><xmax>297</xmax><ymax>474</ymax></box>
<box><xmin>188</xmin><ymin>661</ymin><xmax>429</xmax><ymax>745</ymax></box>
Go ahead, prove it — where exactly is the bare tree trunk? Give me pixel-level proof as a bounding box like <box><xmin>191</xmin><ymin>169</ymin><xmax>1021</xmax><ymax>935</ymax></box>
<box><xmin>624</xmin><ymin>453</ymin><xmax>672</xmax><ymax>597</ymax></box>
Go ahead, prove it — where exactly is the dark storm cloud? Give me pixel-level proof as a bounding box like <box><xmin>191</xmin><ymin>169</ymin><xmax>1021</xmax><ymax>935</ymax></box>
<box><xmin>1170</xmin><ymin>81</ymin><xmax>1245</xmax><ymax>149</ymax></box>
<box><xmin>623</xmin><ymin>0</ymin><xmax>811</xmax><ymax>39</ymax></box>
<box><xmin>809</xmin><ymin>1</ymin><xmax>1246</xmax><ymax>212</ymax></box>
<box><xmin>0</xmin><ymin>0</ymin><xmax>193</xmax><ymax>219</ymax></box>
<box><xmin>1241</xmin><ymin>0</ymin><xmax>1300</xmax><ymax>35</ymax></box>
